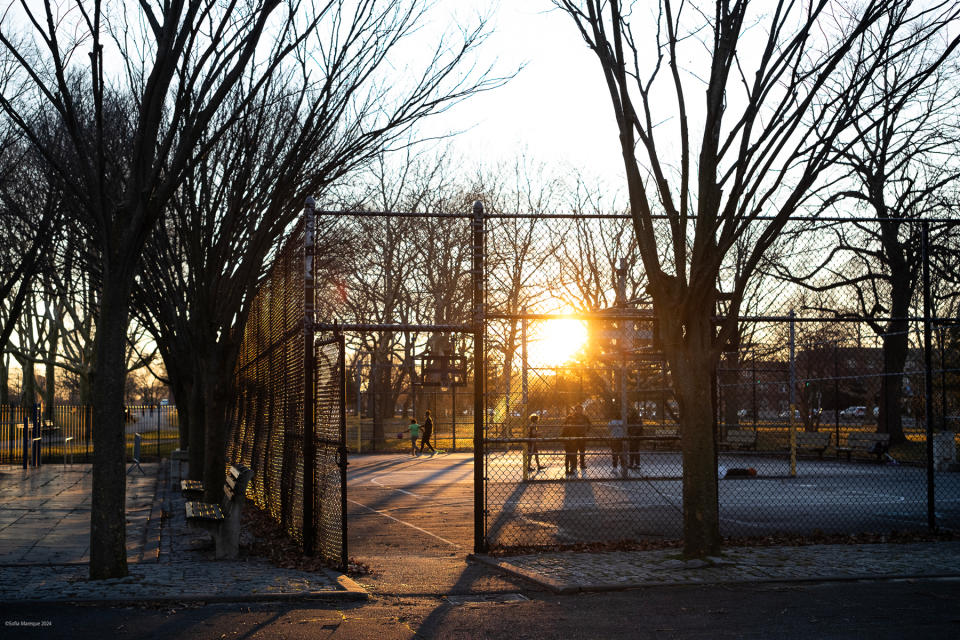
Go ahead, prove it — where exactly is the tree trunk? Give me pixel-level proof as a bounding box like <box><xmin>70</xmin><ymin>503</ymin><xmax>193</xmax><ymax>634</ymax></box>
<box><xmin>672</xmin><ymin>341</ymin><xmax>721</xmax><ymax>558</ymax></box>
<box><xmin>89</xmin><ymin>278</ymin><xmax>131</xmax><ymax>580</ymax></box>
<box><xmin>202</xmin><ymin>373</ymin><xmax>230</xmax><ymax>504</ymax></box>
<box><xmin>45</xmin><ymin>346</ymin><xmax>57</xmax><ymax>421</ymax></box>
<box><xmin>20</xmin><ymin>358</ymin><xmax>35</xmax><ymax>408</ymax></box>
<box><xmin>188</xmin><ymin>373</ymin><xmax>205</xmax><ymax>480</ymax></box>
<box><xmin>657</xmin><ymin>296</ymin><xmax>722</xmax><ymax>559</ymax></box>
<box><xmin>202</xmin><ymin>344</ymin><xmax>239</xmax><ymax>503</ymax></box>
<box><xmin>168</xmin><ymin>375</ymin><xmax>190</xmax><ymax>450</ymax></box>
<box><xmin>78</xmin><ymin>370</ymin><xmax>92</xmax><ymax>406</ymax></box>
<box><xmin>0</xmin><ymin>353</ymin><xmax>8</xmax><ymax>405</ymax></box>
<box><xmin>879</xmin><ymin>319</ymin><xmax>909</xmax><ymax>444</ymax></box>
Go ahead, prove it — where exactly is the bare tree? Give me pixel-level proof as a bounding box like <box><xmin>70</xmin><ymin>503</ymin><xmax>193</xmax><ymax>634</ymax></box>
<box><xmin>130</xmin><ymin>1</ymin><xmax>502</xmax><ymax>492</ymax></box>
<box><xmin>1</xmin><ymin>0</ymin><xmax>318</xmax><ymax>579</ymax></box>
<box><xmin>0</xmin><ymin>138</ymin><xmax>62</xmax><ymax>389</ymax></box>
<box><xmin>555</xmin><ymin>0</ymin><xmax>960</xmax><ymax>557</ymax></box>
<box><xmin>773</xmin><ymin>53</ymin><xmax>960</xmax><ymax>443</ymax></box>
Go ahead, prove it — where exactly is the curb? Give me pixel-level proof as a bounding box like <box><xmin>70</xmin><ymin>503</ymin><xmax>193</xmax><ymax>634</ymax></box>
<box><xmin>469</xmin><ymin>554</ymin><xmax>569</xmax><ymax>593</ymax></box>
<box><xmin>2</xmin><ymin>589</ymin><xmax>369</xmax><ymax>606</ymax></box>
<box><xmin>323</xmin><ymin>568</ymin><xmax>370</xmax><ymax>598</ymax></box>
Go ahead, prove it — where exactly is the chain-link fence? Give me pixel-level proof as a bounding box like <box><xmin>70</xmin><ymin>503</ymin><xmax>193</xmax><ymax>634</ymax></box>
<box><xmin>227</xmin><ymin>219</ymin><xmax>308</xmax><ymax>547</ymax></box>
<box><xmin>480</xmin><ymin>214</ymin><xmax>960</xmax><ymax>551</ymax></box>
<box><xmin>243</xmin><ymin>205</ymin><xmax>959</xmax><ymax>555</ymax></box>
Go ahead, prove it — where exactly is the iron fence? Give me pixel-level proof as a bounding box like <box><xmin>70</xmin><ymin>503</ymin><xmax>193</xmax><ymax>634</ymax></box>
<box><xmin>0</xmin><ymin>403</ymin><xmax>180</xmax><ymax>466</ymax></box>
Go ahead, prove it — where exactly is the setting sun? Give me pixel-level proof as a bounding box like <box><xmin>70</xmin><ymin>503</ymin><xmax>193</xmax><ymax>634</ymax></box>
<box><xmin>526</xmin><ymin>318</ymin><xmax>588</xmax><ymax>368</ymax></box>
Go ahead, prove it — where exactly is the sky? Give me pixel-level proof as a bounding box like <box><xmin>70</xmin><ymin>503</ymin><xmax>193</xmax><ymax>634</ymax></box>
<box><xmin>415</xmin><ymin>1</ymin><xmax>628</xmax><ymax>191</ymax></box>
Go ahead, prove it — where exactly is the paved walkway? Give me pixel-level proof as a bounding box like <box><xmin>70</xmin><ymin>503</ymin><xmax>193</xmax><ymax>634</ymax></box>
<box><xmin>0</xmin><ymin>463</ymin><xmax>364</xmax><ymax>603</ymax></box>
<box><xmin>2</xmin><ymin>461</ymin><xmax>958</xmax><ymax>603</ymax></box>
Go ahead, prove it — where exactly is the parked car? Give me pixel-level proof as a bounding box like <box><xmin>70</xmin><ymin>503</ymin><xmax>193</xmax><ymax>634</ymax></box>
<box><xmin>737</xmin><ymin>408</ymin><xmax>749</xmax><ymax>419</ymax></box>
<box><xmin>778</xmin><ymin>409</ymin><xmax>800</xmax><ymax>419</ymax></box>
<box><xmin>840</xmin><ymin>406</ymin><xmax>866</xmax><ymax>419</ymax></box>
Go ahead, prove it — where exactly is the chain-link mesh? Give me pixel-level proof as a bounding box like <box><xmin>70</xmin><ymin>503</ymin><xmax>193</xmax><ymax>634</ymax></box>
<box><xmin>314</xmin><ymin>336</ymin><xmax>346</xmax><ymax>568</ymax></box>
<box><xmin>314</xmin><ymin>212</ymin><xmax>475</xmax><ymax>453</ymax></box>
<box><xmin>481</xmin><ymin>215</ymin><xmax>960</xmax><ymax>551</ymax></box>
<box><xmin>227</xmin><ymin>220</ymin><xmax>311</xmax><ymax>544</ymax></box>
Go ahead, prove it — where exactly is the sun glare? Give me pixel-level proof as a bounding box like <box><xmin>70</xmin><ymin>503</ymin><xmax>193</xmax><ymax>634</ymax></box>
<box><xmin>527</xmin><ymin>319</ymin><xmax>588</xmax><ymax>369</ymax></box>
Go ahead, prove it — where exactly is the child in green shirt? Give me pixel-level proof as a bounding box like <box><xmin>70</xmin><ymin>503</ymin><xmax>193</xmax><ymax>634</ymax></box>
<box><xmin>409</xmin><ymin>419</ymin><xmax>420</xmax><ymax>455</ymax></box>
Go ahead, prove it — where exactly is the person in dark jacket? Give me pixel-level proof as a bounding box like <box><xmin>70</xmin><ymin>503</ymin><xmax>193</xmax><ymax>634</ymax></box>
<box><xmin>419</xmin><ymin>409</ymin><xmax>436</xmax><ymax>454</ymax></box>
<box><xmin>565</xmin><ymin>404</ymin><xmax>591</xmax><ymax>473</ymax></box>
<box><xmin>561</xmin><ymin>419</ymin><xmax>577</xmax><ymax>474</ymax></box>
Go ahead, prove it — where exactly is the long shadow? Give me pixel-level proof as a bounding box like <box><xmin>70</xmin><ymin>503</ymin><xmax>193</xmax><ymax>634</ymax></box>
<box><xmin>348</xmin><ymin>454</ymin><xmax>473</xmax><ymax>485</ymax></box>
<box><xmin>413</xmin><ymin>562</ymin><xmax>531</xmax><ymax>637</ymax></box>
<box><xmin>346</xmin><ymin>455</ymin><xmax>474</xmax><ymax>517</ymax></box>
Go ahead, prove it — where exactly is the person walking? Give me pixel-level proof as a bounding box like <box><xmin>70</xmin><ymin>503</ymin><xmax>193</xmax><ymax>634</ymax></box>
<box><xmin>561</xmin><ymin>416</ymin><xmax>577</xmax><ymax>475</ymax></box>
<box><xmin>408</xmin><ymin>418</ymin><xmax>420</xmax><ymax>456</ymax></box>
<box><xmin>419</xmin><ymin>409</ymin><xmax>436</xmax><ymax>454</ymax></box>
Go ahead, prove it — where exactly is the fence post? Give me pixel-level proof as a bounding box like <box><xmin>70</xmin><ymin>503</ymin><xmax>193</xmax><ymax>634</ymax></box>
<box><xmin>789</xmin><ymin>310</ymin><xmax>797</xmax><ymax>477</ymax></box>
<box><xmin>303</xmin><ymin>196</ymin><xmax>317</xmax><ymax>555</ymax></box>
<box><xmin>356</xmin><ymin>359</ymin><xmax>362</xmax><ymax>453</ymax></box>
<box><xmin>22</xmin><ymin>408</ymin><xmax>28</xmax><ymax>469</ymax></box>
<box><xmin>338</xmin><ymin>330</ymin><xmax>349</xmax><ymax>570</ymax></box>
<box><xmin>472</xmin><ymin>200</ymin><xmax>486</xmax><ymax>553</ymax></box>
<box><xmin>922</xmin><ymin>221</ymin><xmax>935</xmax><ymax>531</ymax></box>
<box><xmin>521</xmin><ymin>306</ymin><xmax>529</xmax><ymax>480</ymax></box>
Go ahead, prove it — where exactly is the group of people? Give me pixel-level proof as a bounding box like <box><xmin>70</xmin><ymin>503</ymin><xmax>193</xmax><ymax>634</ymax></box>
<box><xmin>525</xmin><ymin>405</ymin><xmax>644</xmax><ymax>475</ymax></box>
<box><xmin>408</xmin><ymin>410</ymin><xmax>437</xmax><ymax>456</ymax></box>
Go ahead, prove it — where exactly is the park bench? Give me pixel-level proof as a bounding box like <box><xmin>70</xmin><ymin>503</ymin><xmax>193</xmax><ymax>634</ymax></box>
<box><xmin>836</xmin><ymin>432</ymin><xmax>891</xmax><ymax>462</ymax></box>
<box><xmin>719</xmin><ymin>429</ymin><xmax>757</xmax><ymax>450</ymax></box>
<box><xmin>184</xmin><ymin>464</ymin><xmax>252</xmax><ymax>559</ymax></box>
<box><xmin>794</xmin><ymin>431</ymin><xmax>832</xmax><ymax>458</ymax></box>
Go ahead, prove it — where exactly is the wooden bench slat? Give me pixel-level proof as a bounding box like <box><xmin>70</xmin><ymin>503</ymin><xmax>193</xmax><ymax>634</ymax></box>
<box><xmin>185</xmin><ymin>501</ymin><xmax>224</xmax><ymax>521</ymax></box>
<box><xmin>181</xmin><ymin>479</ymin><xmax>204</xmax><ymax>493</ymax></box>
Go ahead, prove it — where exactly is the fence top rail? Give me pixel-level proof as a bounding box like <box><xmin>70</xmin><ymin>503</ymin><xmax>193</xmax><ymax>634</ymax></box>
<box><xmin>314</xmin><ymin>209</ymin><xmax>960</xmax><ymax>224</ymax></box>
<box><xmin>310</xmin><ymin>322</ymin><xmax>473</xmax><ymax>333</ymax></box>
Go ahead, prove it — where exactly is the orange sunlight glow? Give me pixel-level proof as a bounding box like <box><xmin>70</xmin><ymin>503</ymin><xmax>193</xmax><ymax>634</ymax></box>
<box><xmin>526</xmin><ymin>318</ymin><xmax>588</xmax><ymax>369</ymax></box>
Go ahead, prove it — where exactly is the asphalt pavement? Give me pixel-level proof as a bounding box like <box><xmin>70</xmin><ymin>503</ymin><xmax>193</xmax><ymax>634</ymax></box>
<box><xmin>2</xmin><ymin>453</ymin><xmax>960</xmax><ymax>638</ymax></box>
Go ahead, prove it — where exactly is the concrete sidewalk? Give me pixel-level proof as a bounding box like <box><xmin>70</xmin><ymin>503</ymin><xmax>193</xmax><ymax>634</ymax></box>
<box><xmin>2</xmin><ymin>462</ymin><xmax>958</xmax><ymax>603</ymax></box>
<box><xmin>473</xmin><ymin>541</ymin><xmax>960</xmax><ymax>593</ymax></box>
<box><xmin>0</xmin><ymin>463</ymin><xmax>365</xmax><ymax>603</ymax></box>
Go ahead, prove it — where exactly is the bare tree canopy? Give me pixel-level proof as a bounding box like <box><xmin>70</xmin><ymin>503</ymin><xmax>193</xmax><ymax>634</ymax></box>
<box><xmin>554</xmin><ymin>0</ymin><xmax>960</xmax><ymax>557</ymax></box>
<box><xmin>1</xmin><ymin>0</ymin><xmax>508</xmax><ymax>578</ymax></box>
<box><xmin>1</xmin><ymin>0</ymin><xmax>323</xmax><ymax>580</ymax></box>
